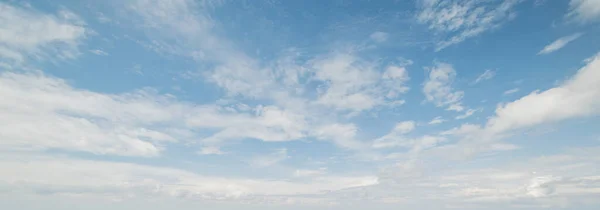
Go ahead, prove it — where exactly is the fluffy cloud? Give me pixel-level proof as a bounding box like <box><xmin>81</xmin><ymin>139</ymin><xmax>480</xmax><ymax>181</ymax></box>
<box><xmin>417</xmin><ymin>0</ymin><xmax>523</xmax><ymax>51</ymax></box>
<box><xmin>312</xmin><ymin>54</ymin><xmax>410</xmax><ymax>113</ymax></box>
<box><xmin>0</xmin><ymin>2</ymin><xmax>86</xmax><ymax>65</ymax></box>
<box><xmin>423</xmin><ymin>62</ymin><xmax>465</xmax><ymax>111</ymax></box>
<box><xmin>538</xmin><ymin>33</ymin><xmax>583</xmax><ymax>55</ymax></box>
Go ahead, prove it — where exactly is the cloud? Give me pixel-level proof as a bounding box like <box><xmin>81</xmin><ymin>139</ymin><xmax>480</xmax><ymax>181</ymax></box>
<box><xmin>566</xmin><ymin>0</ymin><xmax>600</xmax><ymax>23</ymax></box>
<box><xmin>0</xmin><ymin>71</ymin><xmax>182</xmax><ymax>157</ymax></box>
<box><xmin>455</xmin><ymin>109</ymin><xmax>478</xmax><ymax>120</ymax></box>
<box><xmin>194</xmin><ymin>105</ymin><xmax>308</xmax><ymax>143</ymax></box>
<box><xmin>394</xmin><ymin>121</ymin><xmax>416</xmax><ymax>134</ymax></box>
<box><xmin>443</xmin><ymin>52</ymin><xmax>600</xmax><ymax>157</ymax></box>
<box><xmin>417</xmin><ymin>0</ymin><xmax>523</xmax><ymax>51</ymax></box>
<box><xmin>371</xmin><ymin>121</ymin><xmax>441</xmax><ymax>153</ymax></box>
<box><xmin>0</xmin><ymin>2</ymin><xmax>86</xmax><ymax>65</ymax></box>
<box><xmin>428</xmin><ymin>116</ymin><xmax>446</xmax><ymax>125</ymax></box>
<box><xmin>0</xmin><ymin>153</ymin><xmax>380</xmax><ymax>203</ymax></box>
<box><xmin>370</xmin><ymin>31</ymin><xmax>389</xmax><ymax>43</ymax></box>
<box><xmin>485</xmin><ymin>52</ymin><xmax>600</xmax><ymax>134</ymax></box>
<box><xmin>250</xmin><ymin>148</ymin><xmax>290</xmax><ymax>167</ymax></box>
<box><xmin>89</xmin><ymin>49</ymin><xmax>109</xmax><ymax>56</ymax></box>
<box><xmin>0</xmin><ymin>71</ymin><xmax>319</xmax><ymax>156</ymax></box>
<box><xmin>472</xmin><ymin>69</ymin><xmax>495</xmax><ymax>84</ymax></box>
<box><xmin>312</xmin><ymin>54</ymin><xmax>410</xmax><ymax>113</ymax></box>
<box><xmin>294</xmin><ymin>168</ymin><xmax>328</xmax><ymax>177</ymax></box>
<box><xmin>313</xmin><ymin>123</ymin><xmax>365</xmax><ymax>150</ymax></box>
<box><xmin>538</xmin><ymin>33</ymin><xmax>583</xmax><ymax>55</ymax></box>
<box><xmin>198</xmin><ymin>146</ymin><xmax>226</xmax><ymax>155</ymax></box>
<box><xmin>503</xmin><ymin>88</ymin><xmax>519</xmax><ymax>95</ymax></box>
<box><xmin>361</xmin><ymin>147</ymin><xmax>600</xmax><ymax>208</ymax></box>
<box><xmin>423</xmin><ymin>62</ymin><xmax>465</xmax><ymax>112</ymax></box>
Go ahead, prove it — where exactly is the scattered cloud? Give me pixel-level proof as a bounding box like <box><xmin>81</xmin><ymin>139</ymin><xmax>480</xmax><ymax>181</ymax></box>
<box><xmin>472</xmin><ymin>69</ymin><xmax>495</xmax><ymax>84</ymax></box>
<box><xmin>417</xmin><ymin>0</ymin><xmax>523</xmax><ymax>51</ymax></box>
<box><xmin>2</xmin><ymin>0</ymin><xmax>599</xmax><ymax>209</ymax></box>
<box><xmin>503</xmin><ymin>88</ymin><xmax>520</xmax><ymax>95</ymax></box>
<box><xmin>538</xmin><ymin>33</ymin><xmax>583</xmax><ymax>55</ymax></box>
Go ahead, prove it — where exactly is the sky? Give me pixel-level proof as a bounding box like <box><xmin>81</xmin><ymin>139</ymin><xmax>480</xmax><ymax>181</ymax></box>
<box><xmin>1</xmin><ymin>0</ymin><xmax>600</xmax><ymax>209</ymax></box>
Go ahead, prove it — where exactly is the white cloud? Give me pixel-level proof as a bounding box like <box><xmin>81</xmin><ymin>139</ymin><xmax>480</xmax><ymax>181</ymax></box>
<box><xmin>473</xmin><ymin>69</ymin><xmax>495</xmax><ymax>84</ymax></box>
<box><xmin>428</xmin><ymin>116</ymin><xmax>446</xmax><ymax>125</ymax></box>
<box><xmin>313</xmin><ymin>123</ymin><xmax>365</xmax><ymax>150</ymax></box>
<box><xmin>442</xmin><ymin>53</ymin><xmax>600</xmax><ymax>157</ymax></box>
<box><xmin>423</xmin><ymin>62</ymin><xmax>465</xmax><ymax>112</ymax></box>
<box><xmin>194</xmin><ymin>105</ymin><xmax>308</xmax><ymax>143</ymax></box>
<box><xmin>371</xmin><ymin>122</ymin><xmax>440</xmax><ymax>152</ymax></box>
<box><xmin>0</xmin><ymin>3</ymin><xmax>86</xmax><ymax>65</ymax></box>
<box><xmin>0</xmin><ymin>153</ymin><xmax>380</xmax><ymax>202</ymax></box>
<box><xmin>89</xmin><ymin>49</ymin><xmax>109</xmax><ymax>56</ymax></box>
<box><xmin>503</xmin><ymin>88</ymin><xmax>520</xmax><ymax>95</ymax></box>
<box><xmin>538</xmin><ymin>33</ymin><xmax>583</xmax><ymax>55</ymax></box>
<box><xmin>567</xmin><ymin>0</ymin><xmax>600</xmax><ymax>23</ymax></box>
<box><xmin>198</xmin><ymin>146</ymin><xmax>226</xmax><ymax>155</ymax></box>
<box><xmin>485</xmin><ymin>53</ymin><xmax>600</xmax><ymax>134</ymax></box>
<box><xmin>294</xmin><ymin>168</ymin><xmax>328</xmax><ymax>177</ymax></box>
<box><xmin>455</xmin><ymin>108</ymin><xmax>478</xmax><ymax>120</ymax></box>
<box><xmin>312</xmin><ymin>54</ymin><xmax>410</xmax><ymax>113</ymax></box>
<box><xmin>394</xmin><ymin>121</ymin><xmax>417</xmax><ymax>134</ymax></box>
<box><xmin>0</xmin><ymin>71</ymin><xmax>181</xmax><ymax>157</ymax></box>
<box><xmin>0</xmin><ymin>71</ymin><xmax>319</xmax><ymax>156</ymax></box>
<box><xmin>370</xmin><ymin>31</ymin><xmax>389</xmax><ymax>43</ymax></box>
<box><xmin>417</xmin><ymin>0</ymin><xmax>523</xmax><ymax>51</ymax></box>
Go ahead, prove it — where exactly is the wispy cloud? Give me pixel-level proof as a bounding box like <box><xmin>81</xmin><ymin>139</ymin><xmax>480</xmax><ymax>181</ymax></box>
<box><xmin>538</xmin><ymin>33</ymin><xmax>583</xmax><ymax>55</ymax></box>
<box><xmin>0</xmin><ymin>2</ymin><xmax>86</xmax><ymax>65</ymax></box>
<box><xmin>417</xmin><ymin>0</ymin><xmax>523</xmax><ymax>51</ymax></box>
<box><xmin>428</xmin><ymin>116</ymin><xmax>446</xmax><ymax>125</ymax></box>
<box><xmin>89</xmin><ymin>49</ymin><xmax>108</xmax><ymax>56</ymax></box>
<box><xmin>473</xmin><ymin>69</ymin><xmax>496</xmax><ymax>84</ymax></box>
<box><xmin>503</xmin><ymin>88</ymin><xmax>520</xmax><ymax>95</ymax></box>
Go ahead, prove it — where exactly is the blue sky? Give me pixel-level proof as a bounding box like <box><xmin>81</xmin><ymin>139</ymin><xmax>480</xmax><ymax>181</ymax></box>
<box><xmin>1</xmin><ymin>0</ymin><xmax>600</xmax><ymax>209</ymax></box>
